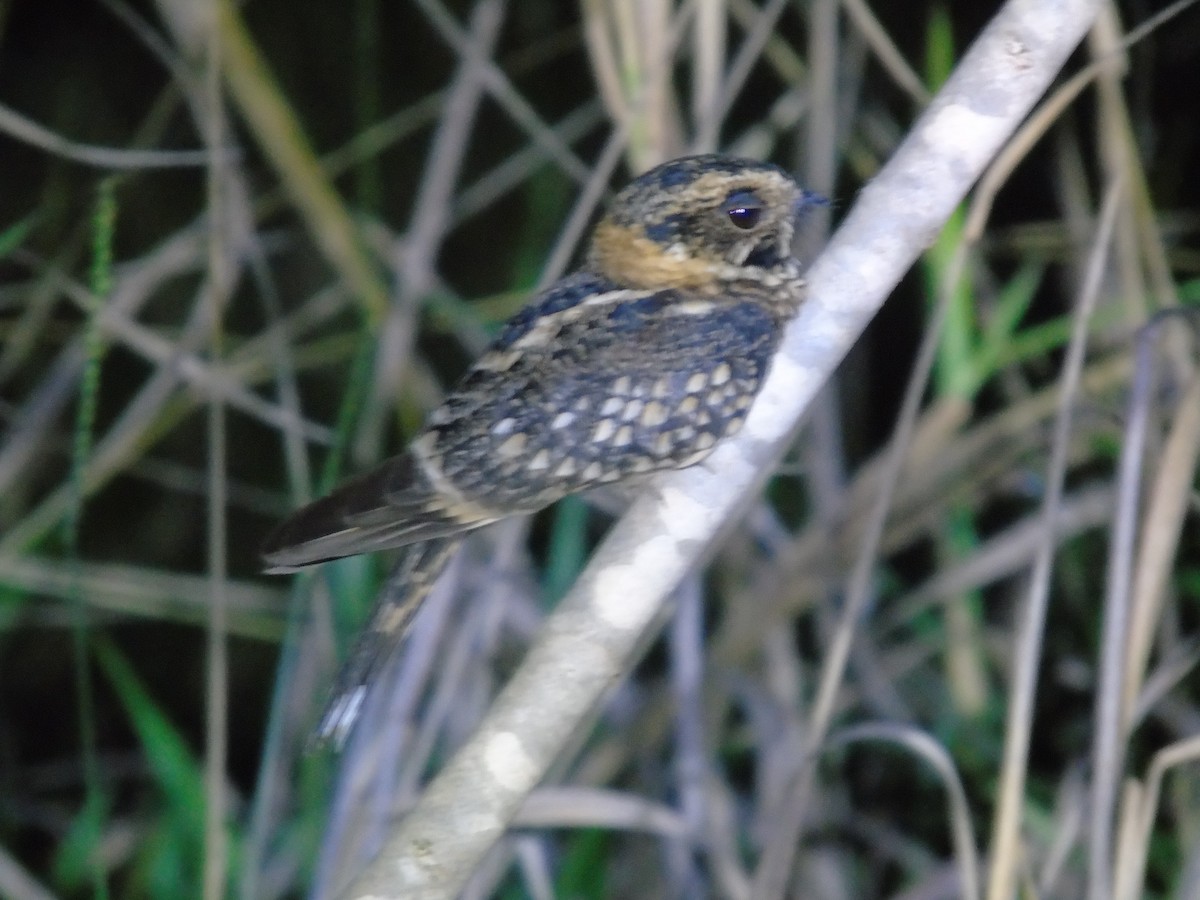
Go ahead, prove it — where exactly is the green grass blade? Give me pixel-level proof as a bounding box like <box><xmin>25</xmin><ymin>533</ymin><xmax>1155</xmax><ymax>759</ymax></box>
<box><xmin>59</xmin><ymin>179</ymin><xmax>118</xmax><ymax>900</ymax></box>
<box><xmin>0</xmin><ymin>213</ymin><xmax>37</xmax><ymax>258</ymax></box>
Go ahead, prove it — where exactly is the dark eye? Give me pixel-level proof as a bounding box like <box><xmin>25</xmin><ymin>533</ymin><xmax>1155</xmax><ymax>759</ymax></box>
<box><xmin>724</xmin><ymin>190</ymin><xmax>764</xmax><ymax>229</ymax></box>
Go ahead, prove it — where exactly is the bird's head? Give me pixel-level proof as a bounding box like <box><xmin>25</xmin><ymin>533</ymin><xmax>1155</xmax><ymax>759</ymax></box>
<box><xmin>586</xmin><ymin>155</ymin><xmax>823</xmax><ymax>293</ymax></box>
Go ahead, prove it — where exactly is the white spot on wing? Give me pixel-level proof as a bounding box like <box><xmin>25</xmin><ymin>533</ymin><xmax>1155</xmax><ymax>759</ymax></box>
<box><xmin>497</xmin><ymin>433</ymin><xmax>527</xmax><ymax>458</ymax></box>
<box><xmin>475</xmin><ymin>350</ymin><xmax>521</xmax><ymax>372</ymax></box>
<box><xmin>581</xmin><ymin>288</ymin><xmax>646</xmax><ymax>309</ymax></box>
<box><xmin>670</xmin><ymin>299</ymin><xmax>718</xmax><ymax>316</ymax></box>
<box><xmin>641</xmin><ymin>401</ymin><xmax>668</xmax><ymax>427</ymax></box>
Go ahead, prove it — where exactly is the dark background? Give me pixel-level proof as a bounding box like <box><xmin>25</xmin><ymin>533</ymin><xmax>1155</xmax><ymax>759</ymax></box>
<box><xmin>1</xmin><ymin>0</ymin><xmax>1199</xmax><ymax>897</ymax></box>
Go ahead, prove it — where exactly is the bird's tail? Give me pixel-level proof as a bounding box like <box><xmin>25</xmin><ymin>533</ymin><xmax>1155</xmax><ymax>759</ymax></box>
<box><xmin>312</xmin><ymin>536</ymin><xmax>461</xmax><ymax>748</ymax></box>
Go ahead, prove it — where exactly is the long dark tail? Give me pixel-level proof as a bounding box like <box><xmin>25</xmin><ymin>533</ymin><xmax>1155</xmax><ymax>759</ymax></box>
<box><xmin>312</xmin><ymin>536</ymin><xmax>461</xmax><ymax>748</ymax></box>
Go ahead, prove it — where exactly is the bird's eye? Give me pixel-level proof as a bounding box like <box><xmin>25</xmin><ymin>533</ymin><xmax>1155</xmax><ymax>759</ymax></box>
<box><xmin>724</xmin><ymin>190</ymin><xmax>764</xmax><ymax>229</ymax></box>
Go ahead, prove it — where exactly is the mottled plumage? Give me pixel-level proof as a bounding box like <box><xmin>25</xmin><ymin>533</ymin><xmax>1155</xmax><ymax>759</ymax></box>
<box><xmin>263</xmin><ymin>154</ymin><xmax>822</xmax><ymax>745</ymax></box>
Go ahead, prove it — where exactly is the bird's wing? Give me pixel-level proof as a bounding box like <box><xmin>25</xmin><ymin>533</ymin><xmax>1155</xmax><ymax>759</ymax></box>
<box><xmin>262</xmin><ymin>274</ymin><xmax>783</xmax><ymax>570</ymax></box>
<box><xmin>424</xmin><ymin>278</ymin><xmax>783</xmax><ymax>511</ymax></box>
<box><xmin>260</xmin><ymin>451</ymin><xmax>491</xmax><ymax>572</ymax></box>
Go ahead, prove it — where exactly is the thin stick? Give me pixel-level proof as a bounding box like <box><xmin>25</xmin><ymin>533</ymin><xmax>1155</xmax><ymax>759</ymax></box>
<box><xmin>985</xmin><ymin>178</ymin><xmax>1124</xmax><ymax>900</ymax></box>
<box><xmin>202</xmin><ymin>13</ymin><xmax>232</xmax><ymax>898</ymax></box>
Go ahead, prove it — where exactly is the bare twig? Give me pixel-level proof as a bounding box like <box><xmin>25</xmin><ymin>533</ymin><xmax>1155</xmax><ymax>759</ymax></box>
<box><xmin>0</xmin><ymin>101</ymin><xmax>212</xmax><ymax>169</ymax></box>
<box><xmin>212</xmin><ymin>0</ymin><xmax>389</xmax><ymax>322</ymax></box>
<box><xmin>986</xmin><ymin>178</ymin><xmax>1124</xmax><ymax>900</ymax></box>
<box><xmin>202</xmin><ymin>13</ymin><xmax>232</xmax><ymax>898</ymax></box>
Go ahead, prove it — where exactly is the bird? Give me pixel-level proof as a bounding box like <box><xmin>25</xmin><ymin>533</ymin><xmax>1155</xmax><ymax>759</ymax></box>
<box><xmin>262</xmin><ymin>153</ymin><xmax>823</xmax><ymax>746</ymax></box>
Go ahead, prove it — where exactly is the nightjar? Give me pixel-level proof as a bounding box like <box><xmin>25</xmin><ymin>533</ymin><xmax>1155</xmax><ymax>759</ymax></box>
<box><xmin>263</xmin><ymin>154</ymin><xmax>822</xmax><ymax>745</ymax></box>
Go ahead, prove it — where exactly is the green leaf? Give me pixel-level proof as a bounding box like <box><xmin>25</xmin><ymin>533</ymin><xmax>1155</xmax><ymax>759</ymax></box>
<box><xmin>966</xmin><ymin>261</ymin><xmax>1044</xmax><ymax>394</ymax></box>
<box><xmin>924</xmin><ymin>5</ymin><xmax>955</xmax><ymax>91</ymax></box>
<box><xmin>92</xmin><ymin>638</ymin><xmax>207</xmax><ymax>852</ymax></box>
